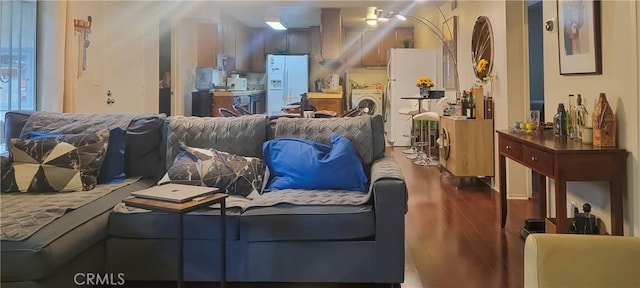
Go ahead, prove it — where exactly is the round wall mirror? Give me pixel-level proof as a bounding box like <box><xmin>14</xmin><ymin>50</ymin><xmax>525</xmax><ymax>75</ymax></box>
<box><xmin>471</xmin><ymin>16</ymin><xmax>494</xmax><ymax>80</ymax></box>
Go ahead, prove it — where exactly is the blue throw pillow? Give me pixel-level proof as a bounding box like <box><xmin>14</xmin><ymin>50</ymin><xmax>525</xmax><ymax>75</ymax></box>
<box><xmin>263</xmin><ymin>134</ymin><xmax>368</xmax><ymax>192</ymax></box>
<box><xmin>22</xmin><ymin>128</ymin><xmax>127</xmax><ymax>184</ymax></box>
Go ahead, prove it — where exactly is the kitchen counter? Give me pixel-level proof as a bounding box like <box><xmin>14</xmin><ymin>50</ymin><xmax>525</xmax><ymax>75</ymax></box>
<box><xmin>308</xmin><ymin>92</ymin><xmax>343</xmax><ymax>99</ymax></box>
<box><xmin>213</xmin><ymin>90</ymin><xmax>265</xmax><ymax>97</ymax></box>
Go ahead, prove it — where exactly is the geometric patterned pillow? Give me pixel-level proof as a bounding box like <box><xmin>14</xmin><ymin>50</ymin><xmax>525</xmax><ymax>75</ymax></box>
<box><xmin>7</xmin><ymin>130</ymin><xmax>110</xmax><ymax>192</ymax></box>
<box><xmin>159</xmin><ymin>144</ymin><xmax>266</xmax><ymax>198</ymax></box>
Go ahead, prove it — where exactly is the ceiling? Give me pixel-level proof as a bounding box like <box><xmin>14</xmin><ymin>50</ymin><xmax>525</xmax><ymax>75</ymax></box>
<box><xmin>220</xmin><ymin>0</ymin><xmax>442</xmax><ymax>29</ymax></box>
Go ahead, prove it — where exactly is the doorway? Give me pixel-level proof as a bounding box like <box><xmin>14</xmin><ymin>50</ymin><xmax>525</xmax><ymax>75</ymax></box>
<box><xmin>527</xmin><ymin>0</ymin><xmax>545</xmax><ymax>201</ymax></box>
<box><xmin>159</xmin><ymin>19</ymin><xmax>172</xmax><ymax>116</ymax></box>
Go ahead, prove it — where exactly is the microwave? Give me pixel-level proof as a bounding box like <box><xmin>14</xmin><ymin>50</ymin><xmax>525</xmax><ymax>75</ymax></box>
<box><xmin>195</xmin><ymin>67</ymin><xmax>224</xmax><ymax>91</ymax></box>
<box><xmin>227</xmin><ymin>77</ymin><xmax>248</xmax><ymax>91</ymax></box>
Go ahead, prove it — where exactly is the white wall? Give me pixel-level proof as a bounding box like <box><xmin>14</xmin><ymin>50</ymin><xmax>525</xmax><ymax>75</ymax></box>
<box><xmin>543</xmin><ymin>0</ymin><xmax>639</xmax><ymax>236</ymax></box>
<box><xmin>414</xmin><ymin>1</ymin><xmax>529</xmax><ymax>198</ymax></box>
<box><xmin>414</xmin><ymin>0</ymin><xmax>639</xmax><ymax>235</ymax></box>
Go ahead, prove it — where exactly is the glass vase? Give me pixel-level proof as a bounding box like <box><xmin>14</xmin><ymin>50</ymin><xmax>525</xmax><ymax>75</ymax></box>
<box><xmin>419</xmin><ymin>87</ymin><xmax>430</xmax><ymax>98</ymax></box>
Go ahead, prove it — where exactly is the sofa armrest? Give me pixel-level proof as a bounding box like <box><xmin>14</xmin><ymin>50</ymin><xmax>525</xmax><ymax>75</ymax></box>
<box><xmin>370</xmin><ymin>156</ymin><xmax>407</xmax><ymax>214</ymax></box>
<box><xmin>524</xmin><ymin>234</ymin><xmax>640</xmax><ymax>288</ymax></box>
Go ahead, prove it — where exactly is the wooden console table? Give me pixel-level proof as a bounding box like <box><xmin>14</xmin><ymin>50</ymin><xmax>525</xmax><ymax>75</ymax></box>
<box><xmin>497</xmin><ymin>130</ymin><xmax>628</xmax><ymax>235</ymax></box>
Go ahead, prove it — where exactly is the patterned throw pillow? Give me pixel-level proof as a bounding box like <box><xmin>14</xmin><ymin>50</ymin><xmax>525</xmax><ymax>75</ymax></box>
<box><xmin>6</xmin><ymin>130</ymin><xmax>110</xmax><ymax>192</ymax></box>
<box><xmin>1</xmin><ymin>155</ymin><xmax>17</xmax><ymax>192</ymax></box>
<box><xmin>160</xmin><ymin>145</ymin><xmax>266</xmax><ymax>197</ymax></box>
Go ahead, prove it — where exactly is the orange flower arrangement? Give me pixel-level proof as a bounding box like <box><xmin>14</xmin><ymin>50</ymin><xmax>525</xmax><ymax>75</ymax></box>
<box><xmin>416</xmin><ymin>76</ymin><xmax>434</xmax><ymax>89</ymax></box>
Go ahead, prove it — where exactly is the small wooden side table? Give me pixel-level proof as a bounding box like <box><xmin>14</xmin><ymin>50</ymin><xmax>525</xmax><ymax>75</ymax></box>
<box><xmin>124</xmin><ymin>192</ymin><xmax>229</xmax><ymax>288</ymax></box>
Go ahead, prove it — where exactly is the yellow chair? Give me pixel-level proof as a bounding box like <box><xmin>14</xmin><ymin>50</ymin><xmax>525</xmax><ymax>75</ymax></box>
<box><xmin>524</xmin><ymin>233</ymin><xmax>640</xmax><ymax>288</ymax></box>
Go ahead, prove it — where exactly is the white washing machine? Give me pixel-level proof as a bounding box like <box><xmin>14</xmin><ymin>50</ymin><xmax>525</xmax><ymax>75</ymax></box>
<box><xmin>351</xmin><ymin>89</ymin><xmax>383</xmax><ymax>116</ymax></box>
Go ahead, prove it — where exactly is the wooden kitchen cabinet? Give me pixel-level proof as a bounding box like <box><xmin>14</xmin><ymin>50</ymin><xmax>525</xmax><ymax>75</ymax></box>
<box><xmin>308</xmin><ymin>96</ymin><xmax>343</xmax><ymax>115</ymax></box>
<box><xmin>221</xmin><ymin>16</ymin><xmax>236</xmax><ymax>57</ymax></box>
<box><xmin>249</xmin><ymin>28</ymin><xmax>265</xmax><ymax>72</ymax></box>
<box><xmin>235</xmin><ymin>24</ymin><xmax>249</xmax><ymax>72</ymax></box>
<box><xmin>361</xmin><ymin>30</ymin><xmax>379</xmax><ymax>67</ymax></box>
<box><xmin>287</xmin><ymin>29</ymin><xmax>311</xmax><ymax>54</ymax></box>
<box><xmin>439</xmin><ymin>117</ymin><xmax>494</xmax><ymax>177</ymax></box>
<box><xmin>360</xmin><ymin>28</ymin><xmax>415</xmax><ymax>67</ymax></box>
<box><xmin>197</xmin><ymin>23</ymin><xmax>218</xmax><ymax>67</ymax></box>
<box><xmin>264</xmin><ymin>30</ymin><xmax>288</xmax><ymax>54</ymax></box>
<box><xmin>321</xmin><ymin>8</ymin><xmax>342</xmax><ymax>60</ymax></box>
<box><xmin>342</xmin><ymin>29</ymin><xmax>362</xmax><ymax>67</ymax></box>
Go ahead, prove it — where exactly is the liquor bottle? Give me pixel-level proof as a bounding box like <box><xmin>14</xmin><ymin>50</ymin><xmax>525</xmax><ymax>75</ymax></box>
<box><xmin>567</xmin><ymin>94</ymin><xmax>577</xmax><ymax>138</ymax></box>
<box><xmin>553</xmin><ymin>103</ymin><xmax>568</xmax><ymax>136</ymax></box>
<box><xmin>461</xmin><ymin>91</ymin><xmax>469</xmax><ymax>117</ymax></box>
<box><xmin>592</xmin><ymin>93</ymin><xmax>616</xmax><ymax>147</ymax></box>
<box><xmin>575</xmin><ymin>94</ymin><xmax>589</xmax><ymax>139</ymax></box>
<box><xmin>467</xmin><ymin>93</ymin><xmax>476</xmax><ymax>119</ymax></box>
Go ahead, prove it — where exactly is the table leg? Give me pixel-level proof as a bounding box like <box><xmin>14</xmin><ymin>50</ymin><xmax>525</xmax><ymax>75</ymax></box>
<box><xmin>499</xmin><ymin>154</ymin><xmax>507</xmax><ymax>228</ymax></box>
<box><xmin>178</xmin><ymin>213</ymin><xmax>183</xmax><ymax>288</ymax></box>
<box><xmin>554</xmin><ymin>179</ymin><xmax>568</xmax><ymax>233</ymax></box>
<box><xmin>610</xmin><ymin>178</ymin><xmax>624</xmax><ymax>236</ymax></box>
<box><xmin>220</xmin><ymin>199</ymin><xmax>226</xmax><ymax>287</ymax></box>
<box><xmin>537</xmin><ymin>174</ymin><xmax>547</xmax><ymax>218</ymax></box>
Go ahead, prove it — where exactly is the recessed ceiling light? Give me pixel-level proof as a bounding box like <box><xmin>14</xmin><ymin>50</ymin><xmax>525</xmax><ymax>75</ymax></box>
<box><xmin>265</xmin><ymin>16</ymin><xmax>287</xmax><ymax>30</ymax></box>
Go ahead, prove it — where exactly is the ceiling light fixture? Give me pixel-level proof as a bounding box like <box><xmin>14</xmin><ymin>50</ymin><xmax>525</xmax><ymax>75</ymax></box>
<box><xmin>376</xmin><ymin>9</ymin><xmax>390</xmax><ymax>22</ymax></box>
<box><xmin>366</xmin><ymin>7</ymin><xmax>378</xmax><ymax>26</ymax></box>
<box><xmin>265</xmin><ymin>16</ymin><xmax>287</xmax><ymax>30</ymax></box>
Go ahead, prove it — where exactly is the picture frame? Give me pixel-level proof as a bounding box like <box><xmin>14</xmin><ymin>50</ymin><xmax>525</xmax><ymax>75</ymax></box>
<box><xmin>557</xmin><ymin>0</ymin><xmax>602</xmax><ymax>75</ymax></box>
<box><xmin>442</xmin><ymin>16</ymin><xmax>458</xmax><ymax>89</ymax></box>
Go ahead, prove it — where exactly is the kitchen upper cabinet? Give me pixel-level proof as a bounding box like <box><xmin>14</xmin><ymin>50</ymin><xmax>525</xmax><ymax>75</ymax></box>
<box><xmin>361</xmin><ymin>30</ymin><xmax>379</xmax><ymax>67</ymax></box>
<box><xmin>264</xmin><ymin>30</ymin><xmax>288</xmax><ymax>54</ymax></box>
<box><xmin>222</xmin><ymin>17</ymin><xmax>236</xmax><ymax>57</ymax></box>
<box><xmin>197</xmin><ymin>23</ymin><xmax>218</xmax><ymax>67</ymax></box>
<box><xmin>321</xmin><ymin>8</ymin><xmax>342</xmax><ymax>60</ymax></box>
<box><xmin>342</xmin><ymin>29</ymin><xmax>362</xmax><ymax>68</ymax></box>
<box><xmin>235</xmin><ymin>24</ymin><xmax>249</xmax><ymax>72</ymax></box>
<box><xmin>287</xmin><ymin>29</ymin><xmax>311</xmax><ymax>54</ymax></box>
<box><xmin>360</xmin><ymin>28</ymin><xmax>414</xmax><ymax>67</ymax></box>
<box><xmin>249</xmin><ymin>28</ymin><xmax>266</xmax><ymax>72</ymax></box>
<box><xmin>310</xmin><ymin>26</ymin><xmax>321</xmax><ymax>59</ymax></box>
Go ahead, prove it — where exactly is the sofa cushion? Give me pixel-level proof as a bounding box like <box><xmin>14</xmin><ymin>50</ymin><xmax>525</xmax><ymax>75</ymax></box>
<box><xmin>21</xmin><ymin>128</ymin><xmax>127</xmax><ymax>184</ymax></box>
<box><xmin>273</xmin><ymin>116</ymin><xmax>374</xmax><ymax>165</ymax></box>
<box><xmin>160</xmin><ymin>145</ymin><xmax>266</xmax><ymax>197</ymax></box>
<box><xmin>1</xmin><ymin>155</ymin><xmax>16</xmax><ymax>192</ymax></box>
<box><xmin>240</xmin><ymin>204</ymin><xmax>375</xmax><ymax>241</ymax></box>
<box><xmin>263</xmin><ymin>134</ymin><xmax>367</xmax><ymax>192</ymax></box>
<box><xmin>108</xmin><ymin>209</ymin><xmax>241</xmax><ymax>240</ymax></box>
<box><xmin>0</xmin><ymin>179</ymin><xmax>155</xmax><ymax>282</ymax></box>
<box><xmin>164</xmin><ymin>115</ymin><xmax>268</xmax><ymax>170</ymax></box>
<box><xmin>6</xmin><ymin>130</ymin><xmax>109</xmax><ymax>192</ymax></box>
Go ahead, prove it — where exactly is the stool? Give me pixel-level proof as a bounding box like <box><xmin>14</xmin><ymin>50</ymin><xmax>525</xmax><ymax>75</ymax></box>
<box><xmin>413</xmin><ymin>97</ymin><xmax>448</xmax><ymax>166</ymax></box>
<box><xmin>398</xmin><ymin>100</ymin><xmax>425</xmax><ymax>155</ymax></box>
<box><xmin>413</xmin><ymin>141</ymin><xmax>430</xmax><ymax>166</ymax></box>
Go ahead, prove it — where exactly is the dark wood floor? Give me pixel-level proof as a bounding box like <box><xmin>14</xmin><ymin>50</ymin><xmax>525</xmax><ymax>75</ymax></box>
<box><xmin>121</xmin><ymin>147</ymin><xmax>539</xmax><ymax>288</ymax></box>
<box><xmin>397</xmin><ymin>147</ymin><xmax>539</xmax><ymax>288</ymax></box>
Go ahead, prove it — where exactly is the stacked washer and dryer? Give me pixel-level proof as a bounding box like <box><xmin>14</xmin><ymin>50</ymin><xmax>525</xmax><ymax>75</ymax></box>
<box><xmin>351</xmin><ymin>89</ymin><xmax>384</xmax><ymax>116</ymax></box>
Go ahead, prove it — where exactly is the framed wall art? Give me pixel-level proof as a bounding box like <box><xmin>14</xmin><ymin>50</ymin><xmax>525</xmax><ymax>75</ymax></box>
<box><xmin>557</xmin><ymin>0</ymin><xmax>602</xmax><ymax>75</ymax></box>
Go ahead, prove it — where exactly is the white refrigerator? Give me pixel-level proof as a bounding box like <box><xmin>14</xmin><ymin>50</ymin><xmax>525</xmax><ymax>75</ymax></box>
<box><xmin>266</xmin><ymin>54</ymin><xmax>309</xmax><ymax>115</ymax></box>
<box><xmin>386</xmin><ymin>48</ymin><xmax>439</xmax><ymax>146</ymax></box>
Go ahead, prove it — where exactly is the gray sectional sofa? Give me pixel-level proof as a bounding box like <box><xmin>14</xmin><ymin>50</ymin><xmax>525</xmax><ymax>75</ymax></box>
<box><xmin>1</xmin><ymin>111</ymin><xmax>407</xmax><ymax>287</ymax></box>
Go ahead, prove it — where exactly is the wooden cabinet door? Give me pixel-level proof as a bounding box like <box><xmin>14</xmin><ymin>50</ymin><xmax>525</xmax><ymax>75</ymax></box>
<box><xmin>361</xmin><ymin>30</ymin><xmax>379</xmax><ymax>67</ymax></box>
<box><xmin>379</xmin><ymin>30</ymin><xmax>397</xmax><ymax>65</ymax></box>
<box><xmin>222</xmin><ymin>17</ymin><xmax>236</xmax><ymax>57</ymax></box>
<box><xmin>310</xmin><ymin>26</ymin><xmax>322</xmax><ymax>62</ymax></box>
<box><xmin>249</xmin><ymin>28</ymin><xmax>265</xmax><ymax>72</ymax></box>
<box><xmin>309</xmin><ymin>98</ymin><xmax>343</xmax><ymax>115</ymax></box>
<box><xmin>264</xmin><ymin>30</ymin><xmax>288</xmax><ymax>54</ymax></box>
<box><xmin>320</xmin><ymin>8</ymin><xmax>342</xmax><ymax>59</ymax></box>
<box><xmin>342</xmin><ymin>29</ymin><xmax>362</xmax><ymax>68</ymax></box>
<box><xmin>197</xmin><ymin>23</ymin><xmax>218</xmax><ymax>67</ymax></box>
<box><xmin>235</xmin><ymin>25</ymin><xmax>249</xmax><ymax>71</ymax></box>
<box><xmin>287</xmin><ymin>29</ymin><xmax>311</xmax><ymax>54</ymax></box>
